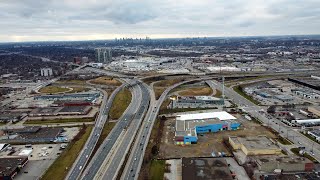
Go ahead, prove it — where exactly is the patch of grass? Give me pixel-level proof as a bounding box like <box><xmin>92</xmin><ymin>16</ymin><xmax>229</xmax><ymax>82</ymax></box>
<box><xmin>55</xmin><ymin>80</ymin><xmax>86</xmax><ymax>85</ymax></box>
<box><xmin>68</xmin><ymin>87</ymin><xmax>90</xmax><ymax>93</ymax></box>
<box><xmin>139</xmin><ymin>117</ymin><xmax>165</xmax><ymax>179</ymax></box>
<box><xmin>300</xmin><ymin>132</ymin><xmax>320</xmax><ymax>144</ymax></box>
<box><xmin>24</xmin><ymin>118</ymin><xmax>95</xmax><ymax>125</ymax></box>
<box><xmin>233</xmin><ymin>85</ymin><xmax>260</xmax><ymax>105</ymax></box>
<box><xmin>150</xmin><ymin>160</ymin><xmax>165</xmax><ymax>180</ymax></box>
<box><xmin>39</xmin><ymin>86</ymin><xmax>70</xmax><ymax>94</ymax></box>
<box><xmin>153</xmin><ymin>78</ymin><xmax>186</xmax><ymax>100</ymax></box>
<box><xmin>154</xmin><ymin>87</ymin><xmax>167</xmax><ymax>100</ymax></box>
<box><xmin>0</xmin><ymin>122</ymin><xmax>7</xmax><ymax>126</ymax></box>
<box><xmin>178</xmin><ymin>86</ymin><xmax>213</xmax><ymax>96</ymax></box>
<box><xmin>214</xmin><ymin>89</ymin><xmax>222</xmax><ymax>98</ymax></box>
<box><xmin>41</xmin><ymin>125</ymin><xmax>93</xmax><ymax>180</ymax></box>
<box><xmin>109</xmin><ymin>88</ymin><xmax>132</xmax><ymax>119</ymax></box>
<box><xmin>291</xmin><ymin>148</ymin><xmax>318</xmax><ymax>163</ymax></box>
<box><xmin>281</xmin><ymin>150</ymin><xmax>288</xmax><ymax>155</ymax></box>
<box><xmin>276</xmin><ymin>136</ymin><xmax>293</xmax><ymax>145</ymax></box>
<box><xmin>90</xmin><ymin>76</ymin><xmax>121</xmax><ymax>86</ymax></box>
<box><xmin>154</xmin><ymin>78</ymin><xmax>185</xmax><ymax>87</ymax></box>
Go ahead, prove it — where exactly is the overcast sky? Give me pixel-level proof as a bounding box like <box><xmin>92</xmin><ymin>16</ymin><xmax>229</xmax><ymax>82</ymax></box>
<box><xmin>0</xmin><ymin>0</ymin><xmax>319</xmax><ymax>42</ymax></box>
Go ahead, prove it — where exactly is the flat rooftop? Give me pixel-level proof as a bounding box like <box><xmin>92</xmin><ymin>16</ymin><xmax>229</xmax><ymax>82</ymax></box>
<box><xmin>230</xmin><ymin>136</ymin><xmax>279</xmax><ymax>151</ymax></box>
<box><xmin>257</xmin><ymin>155</ymin><xmax>312</xmax><ymax>165</ymax></box>
<box><xmin>0</xmin><ymin>157</ymin><xmax>28</xmax><ymax>176</ymax></box>
<box><xmin>182</xmin><ymin>157</ymin><xmax>233</xmax><ymax>180</ymax></box>
<box><xmin>176</xmin><ymin>111</ymin><xmax>236</xmax><ymax>121</ymax></box>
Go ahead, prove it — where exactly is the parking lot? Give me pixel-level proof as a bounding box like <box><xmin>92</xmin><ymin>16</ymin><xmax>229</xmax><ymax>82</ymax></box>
<box><xmin>0</xmin><ymin>143</ymin><xmax>68</xmax><ymax>180</ymax></box>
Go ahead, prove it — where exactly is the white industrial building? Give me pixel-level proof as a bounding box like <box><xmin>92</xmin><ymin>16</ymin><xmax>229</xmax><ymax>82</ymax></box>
<box><xmin>176</xmin><ymin>111</ymin><xmax>237</xmax><ymax>121</ymax></box>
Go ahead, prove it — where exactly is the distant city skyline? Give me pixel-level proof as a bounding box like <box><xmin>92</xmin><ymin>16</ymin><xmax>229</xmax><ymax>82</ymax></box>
<box><xmin>0</xmin><ymin>0</ymin><xmax>319</xmax><ymax>42</ymax></box>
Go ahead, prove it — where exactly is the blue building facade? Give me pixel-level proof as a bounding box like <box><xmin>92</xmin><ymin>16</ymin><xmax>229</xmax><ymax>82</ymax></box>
<box><xmin>178</xmin><ymin>121</ymin><xmax>241</xmax><ymax>145</ymax></box>
<box><xmin>183</xmin><ymin>136</ymin><xmax>198</xmax><ymax>144</ymax></box>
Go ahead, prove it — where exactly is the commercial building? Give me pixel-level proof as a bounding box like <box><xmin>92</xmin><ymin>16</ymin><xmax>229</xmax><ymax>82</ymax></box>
<box><xmin>95</xmin><ymin>48</ymin><xmax>112</xmax><ymax>63</ymax></box>
<box><xmin>175</xmin><ymin>111</ymin><xmax>240</xmax><ymax>145</ymax></box>
<box><xmin>29</xmin><ymin>106</ymin><xmax>92</xmax><ymax>116</ymax></box>
<box><xmin>169</xmin><ymin>96</ymin><xmax>224</xmax><ymax>109</ymax></box>
<box><xmin>0</xmin><ymin>157</ymin><xmax>28</xmax><ymax>180</ymax></box>
<box><xmin>182</xmin><ymin>157</ymin><xmax>233</xmax><ymax>180</ymax></box>
<box><xmin>40</xmin><ymin>68</ymin><xmax>53</xmax><ymax>77</ymax></box>
<box><xmin>34</xmin><ymin>92</ymin><xmax>100</xmax><ymax>102</ymax></box>
<box><xmin>229</xmin><ymin>136</ymin><xmax>282</xmax><ymax>155</ymax></box>
<box><xmin>307</xmin><ymin>106</ymin><xmax>320</xmax><ymax>117</ymax></box>
<box><xmin>1</xmin><ymin>126</ymin><xmax>63</xmax><ymax>143</ymax></box>
<box><xmin>256</xmin><ymin>156</ymin><xmax>314</xmax><ymax>172</ymax></box>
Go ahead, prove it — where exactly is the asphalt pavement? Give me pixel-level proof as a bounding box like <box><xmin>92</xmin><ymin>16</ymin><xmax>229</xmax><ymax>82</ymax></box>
<box><xmin>99</xmin><ymin>82</ymin><xmax>150</xmax><ymax>180</ymax></box>
<box><xmin>80</xmin><ymin>80</ymin><xmax>145</xmax><ymax>180</ymax></box>
<box><xmin>66</xmin><ymin>84</ymin><xmax>125</xmax><ymax>180</ymax></box>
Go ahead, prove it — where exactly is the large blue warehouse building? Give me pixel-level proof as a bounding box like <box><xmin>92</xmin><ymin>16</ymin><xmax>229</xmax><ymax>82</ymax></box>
<box><xmin>175</xmin><ymin>111</ymin><xmax>240</xmax><ymax>145</ymax></box>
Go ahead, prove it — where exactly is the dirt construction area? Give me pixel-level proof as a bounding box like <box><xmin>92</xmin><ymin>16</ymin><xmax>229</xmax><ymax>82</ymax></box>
<box><xmin>159</xmin><ymin>113</ymin><xmax>277</xmax><ymax>159</ymax></box>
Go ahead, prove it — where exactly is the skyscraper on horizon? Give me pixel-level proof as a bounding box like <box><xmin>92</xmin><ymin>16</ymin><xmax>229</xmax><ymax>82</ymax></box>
<box><xmin>95</xmin><ymin>48</ymin><xmax>112</xmax><ymax>63</ymax></box>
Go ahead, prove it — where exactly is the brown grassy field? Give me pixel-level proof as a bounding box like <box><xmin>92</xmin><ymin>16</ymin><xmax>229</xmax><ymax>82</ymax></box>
<box><xmin>178</xmin><ymin>86</ymin><xmax>213</xmax><ymax>96</ymax></box>
<box><xmin>90</xmin><ymin>76</ymin><xmax>122</xmax><ymax>86</ymax></box>
<box><xmin>109</xmin><ymin>88</ymin><xmax>132</xmax><ymax>119</ymax></box>
<box><xmin>39</xmin><ymin>86</ymin><xmax>70</xmax><ymax>94</ymax></box>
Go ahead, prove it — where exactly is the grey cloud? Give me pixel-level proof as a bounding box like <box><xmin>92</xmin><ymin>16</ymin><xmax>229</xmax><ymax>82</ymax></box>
<box><xmin>0</xmin><ymin>0</ymin><xmax>319</xmax><ymax>42</ymax></box>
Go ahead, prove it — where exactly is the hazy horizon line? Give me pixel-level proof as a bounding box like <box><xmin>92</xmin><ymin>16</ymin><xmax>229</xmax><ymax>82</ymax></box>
<box><xmin>1</xmin><ymin>33</ymin><xmax>320</xmax><ymax>44</ymax></box>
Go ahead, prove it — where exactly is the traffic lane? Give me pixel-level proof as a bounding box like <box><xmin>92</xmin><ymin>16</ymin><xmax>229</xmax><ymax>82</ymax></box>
<box><xmin>124</xmin><ymin>98</ymin><xmax>166</xmax><ymax>178</ymax></box>
<box><xmin>68</xmin><ymin>86</ymin><xmax>124</xmax><ymax>179</ymax></box>
<box><xmin>83</xmin><ymin>85</ymin><xmax>141</xmax><ymax>179</ymax></box>
<box><xmin>102</xmin><ymin>84</ymin><xmax>148</xmax><ymax>179</ymax></box>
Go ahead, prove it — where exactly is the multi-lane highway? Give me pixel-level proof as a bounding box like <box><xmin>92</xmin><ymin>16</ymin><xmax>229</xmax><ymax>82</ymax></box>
<box><xmin>122</xmin><ymin>78</ymin><xmax>207</xmax><ymax>179</ymax></box>
<box><xmin>208</xmin><ymin>80</ymin><xmax>320</xmax><ymax>162</ymax></box>
<box><xmin>66</xmin><ymin>84</ymin><xmax>125</xmax><ymax>180</ymax></box>
<box><xmin>80</xmin><ymin>79</ymin><xmax>147</xmax><ymax>180</ymax></box>
<box><xmin>97</xmin><ymin>81</ymin><xmax>150</xmax><ymax>180</ymax></box>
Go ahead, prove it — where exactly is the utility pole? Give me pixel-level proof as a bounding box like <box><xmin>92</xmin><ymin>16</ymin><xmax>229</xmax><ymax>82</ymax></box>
<box><xmin>222</xmin><ymin>76</ymin><xmax>225</xmax><ymax>99</ymax></box>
